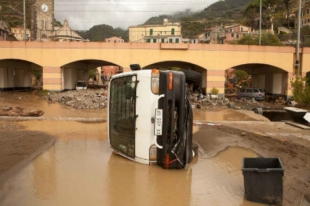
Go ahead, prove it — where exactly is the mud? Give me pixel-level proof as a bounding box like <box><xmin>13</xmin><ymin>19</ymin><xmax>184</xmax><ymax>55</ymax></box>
<box><xmin>0</xmin><ymin>91</ymin><xmax>310</xmax><ymax>206</ymax></box>
<box><xmin>0</xmin><ymin>121</ymin><xmax>56</xmax><ymax>181</ymax></box>
<box><xmin>0</xmin><ymin>91</ymin><xmax>106</xmax><ymax>118</ymax></box>
<box><xmin>194</xmin><ymin>123</ymin><xmax>310</xmax><ymax>206</ymax></box>
<box><xmin>0</xmin><ymin>120</ymin><xmax>266</xmax><ymax>206</ymax></box>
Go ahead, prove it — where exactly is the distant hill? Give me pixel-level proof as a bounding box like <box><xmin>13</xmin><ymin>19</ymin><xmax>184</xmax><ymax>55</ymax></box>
<box><xmin>143</xmin><ymin>0</ymin><xmax>253</xmax><ymax>25</ymax></box>
<box><xmin>142</xmin><ymin>0</ymin><xmax>254</xmax><ymax>37</ymax></box>
<box><xmin>76</xmin><ymin>25</ymin><xmax>128</xmax><ymax>42</ymax></box>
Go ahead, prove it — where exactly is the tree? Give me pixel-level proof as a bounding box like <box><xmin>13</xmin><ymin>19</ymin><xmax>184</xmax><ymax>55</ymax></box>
<box><xmin>301</xmin><ymin>25</ymin><xmax>310</xmax><ymax>47</ymax></box>
<box><xmin>290</xmin><ymin>76</ymin><xmax>310</xmax><ymax>107</ymax></box>
<box><xmin>244</xmin><ymin>5</ymin><xmax>259</xmax><ymax>31</ymax></box>
<box><xmin>181</xmin><ymin>17</ymin><xmax>205</xmax><ymax>38</ymax></box>
<box><xmin>53</xmin><ymin>19</ymin><xmax>63</xmax><ymax>27</ymax></box>
<box><xmin>235</xmin><ymin>70</ymin><xmax>249</xmax><ymax>82</ymax></box>
<box><xmin>231</xmin><ymin>34</ymin><xmax>257</xmax><ymax>45</ymax></box>
<box><xmin>231</xmin><ymin>33</ymin><xmax>284</xmax><ymax>46</ymax></box>
<box><xmin>281</xmin><ymin>0</ymin><xmax>296</xmax><ymax>28</ymax></box>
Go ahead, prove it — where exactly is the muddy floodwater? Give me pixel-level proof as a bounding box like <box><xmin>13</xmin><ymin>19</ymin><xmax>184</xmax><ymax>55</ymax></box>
<box><xmin>0</xmin><ymin>120</ymin><xmax>268</xmax><ymax>206</ymax></box>
<box><xmin>0</xmin><ymin>92</ymin><xmax>273</xmax><ymax>205</ymax></box>
<box><xmin>0</xmin><ymin>91</ymin><xmax>269</xmax><ymax>122</ymax></box>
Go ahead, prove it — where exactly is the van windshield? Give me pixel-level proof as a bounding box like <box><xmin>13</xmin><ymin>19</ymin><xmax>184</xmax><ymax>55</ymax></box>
<box><xmin>77</xmin><ymin>81</ymin><xmax>86</xmax><ymax>87</ymax></box>
<box><xmin>109</xmin><ymin>75</ymin><xmax>137</xmax><ymax>158</ymax></box>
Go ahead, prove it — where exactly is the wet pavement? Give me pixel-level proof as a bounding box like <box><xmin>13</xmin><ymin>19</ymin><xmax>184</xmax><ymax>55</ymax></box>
<box><xmin>0</xmin><ymin>120</ymin><xmax>266</xmax><ymax>206</ymax></box>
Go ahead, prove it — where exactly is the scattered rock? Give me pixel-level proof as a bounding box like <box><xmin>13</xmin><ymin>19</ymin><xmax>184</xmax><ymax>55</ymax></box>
<box><xmin>49</xmin><ymin>89</ymin><xmax>108</xmax><ymax>110</ymax></box>
<box><xmin>0</xmin><ymin>107</ymin><xmax>44</xmax><ymax>117</ymax></box>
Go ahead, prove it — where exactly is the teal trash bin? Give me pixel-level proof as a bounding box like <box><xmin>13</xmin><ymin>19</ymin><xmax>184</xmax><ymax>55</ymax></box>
<box><xmin>241</xmin><ymin>157</ymin><xmax>284</xmax><ymax>205</ymax></box>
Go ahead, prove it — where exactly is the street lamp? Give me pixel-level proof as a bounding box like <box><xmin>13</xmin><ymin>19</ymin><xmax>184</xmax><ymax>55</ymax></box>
<box><xmin>295</xmin><ymin>0</ymin><xmax>302</xmax><ymax>75</ymax></box>
<box><xmin>23</xmin><ymin>0</ymin><xmax>26</xmax><ymax>41</ymax></box>
<box><xmin>259</xmin><ymin>0</ymin><xmax>262</xmax><ymax>45</ymax></box>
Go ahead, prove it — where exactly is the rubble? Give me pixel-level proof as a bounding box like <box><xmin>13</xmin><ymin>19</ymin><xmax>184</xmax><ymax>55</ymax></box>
<box><xmin>0</xmin><ymin>106</ymin><xmax>44</xmax><ymax>117</ymax></box>
<box><xmin>49</xmin><ymin>89</ymin><xmax>108</xmax><ymax>110</ymax></box>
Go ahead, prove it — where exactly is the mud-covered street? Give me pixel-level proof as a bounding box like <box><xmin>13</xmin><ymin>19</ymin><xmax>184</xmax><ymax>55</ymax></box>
<box><xmin>0</xmin><ymin>91</ymin><xmax>310</xmax><ymax>206</ymax></box>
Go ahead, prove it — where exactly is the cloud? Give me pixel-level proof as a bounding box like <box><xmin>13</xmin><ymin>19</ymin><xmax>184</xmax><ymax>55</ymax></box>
<box><xmin>54</xmin><ymin>0</ymin><xmax>215</xmax><ymax>30</ymax></box>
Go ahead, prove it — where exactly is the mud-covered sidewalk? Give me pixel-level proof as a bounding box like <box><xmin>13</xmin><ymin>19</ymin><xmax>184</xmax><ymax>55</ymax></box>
<box><xmin>193</xmin><ymin>121</ymin><xmax>310</xmax><ymax>205</ymax></box>
<box><xmin>0</xmin><ymin>121</ymin><xmax>56</xmax><ymax>184</ymax></box>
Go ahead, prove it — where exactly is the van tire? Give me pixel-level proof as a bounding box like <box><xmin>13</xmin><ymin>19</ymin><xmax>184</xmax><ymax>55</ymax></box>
<box><xmin>180</xmin><ymin>69</ymin><xmax>202</xmax><ymax>85</ymax></box>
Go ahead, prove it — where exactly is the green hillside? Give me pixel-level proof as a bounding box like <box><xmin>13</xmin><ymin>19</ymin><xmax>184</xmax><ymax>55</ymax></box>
<box><xmin>76</xmin><ymin>25</ymin><xmax>128</xmax><ymax>42</ymax></box>
<box><xmin>0</xmin><ymin>0</ymin><xmax>34</xmax><ymax>28</ymax></box>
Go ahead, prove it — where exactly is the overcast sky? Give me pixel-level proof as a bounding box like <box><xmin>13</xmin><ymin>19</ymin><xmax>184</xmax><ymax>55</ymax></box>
<box><xmin>54</xmin><ymin>0</ymin><xmax>217</xmax><ymax>31</ymax></box>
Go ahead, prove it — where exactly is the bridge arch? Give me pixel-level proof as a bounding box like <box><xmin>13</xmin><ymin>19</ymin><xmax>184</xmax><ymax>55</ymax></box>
<box><xmin>142</xmin><ymin>60</ymin><xmax>207</xmax><ymax>90</ymax></box>
<box><xmin>228</xmin><ymin>63</ymin><xmax>289</xmax><ymax>97</ymax></box>
<box><xmin>56</xmin><ymin>59</ymin><xmax>123</xmax><ymax>90</ymax></box>
<box><xmin>0</xmin><ymin>58</ymin><xmax>42</xmax><ymax>91</ymax></box>
<box><xmin>1</xmin><ymin>41</ymin><xmax>307</xmax><ymax>96</ymax></box>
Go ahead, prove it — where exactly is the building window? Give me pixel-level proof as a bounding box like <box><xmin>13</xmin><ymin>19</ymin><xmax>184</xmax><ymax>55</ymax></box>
<box><xmin>307</xmin><ymin>9</ymin><xmax>309</xmax><ymax>14</ymax></box>
<box><xmin>231</xmin><ymin>33</ymin><xmax>234</xmax><ymax>38</ymax></box>
<box><xmin>241</xmin><ymin>27</ymin><xmax>243</xmax><ymax>31</ymax></box>
<box><xmin>153</xmin><ymin>39</ymin><xmax>156</xmax><ymax>43</ymax></box>
<box><xmin>171</xmin><ymin>28</ymin><xmax>175</xmax><ymax>35</ymax></box>
<box><xmin>146</xmin><ymin>39</ymin><xmax>150</xmax><ymax>43</ymax></box>
<box><xmin>176</xmin><ymin>38</ymin><xmax>179</xmax><ymax>43</ymax></box>
<box><xmin>237</xmin><ymin>34</ymin><xmax>239</xmax><ymax>39</ymax></box>
<box><xmin>42</xmin><ymin>20</ymin><xmax>46</xmax><ymax>30</ymax></box>
<box><xmin>169</xmin><ymin>38</ymin><xmax>173</xmax><ymax>43</ymax></box>
<box><xmin>161</xmin><ymin>38</ymin><xmax>165</xmax><ymax>43</ymax></box>
<box><xmin>150</xmin><ymin>29</ymin><xmax>153</xmax><ymax>35</ymax></box>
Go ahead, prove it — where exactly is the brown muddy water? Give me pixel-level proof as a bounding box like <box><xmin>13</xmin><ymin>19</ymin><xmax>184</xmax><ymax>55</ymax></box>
<box><xmin>0</xmin><ymin>92</ymin><xmax>269</xmax><ymax>205</ymax></box>
<box><xmin>0</xmin><ymin>120</ymin><xmax>267</xmax><ymax>206</ymax></box>
<box><xmin>0</xmin><ymin>91</ymin><xmax>268</xmax><ymax>122</ymax></box>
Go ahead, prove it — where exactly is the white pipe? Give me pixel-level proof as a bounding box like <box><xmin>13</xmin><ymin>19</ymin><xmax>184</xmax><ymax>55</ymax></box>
<box><xmin>23</xmin><ymin>0</ymin><xmax>26</xmax><ymax>41</ymax></box>
<box><xmin>296</xmin><ymin>0</ymin><xmax>302</xmax><ymax>75</ymax></box>
<box><xmin>259</xmin><ymin>0</ymin><xmax>262</xmax><ymax>45</ymax></box>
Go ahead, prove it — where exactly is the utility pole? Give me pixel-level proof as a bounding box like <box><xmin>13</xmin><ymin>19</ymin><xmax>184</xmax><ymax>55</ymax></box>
<box><xmin>259</xmin><ymin>0</ymin><xmax>262</xmax><ymax>45</ymax></box>
<box><xmin>23</xmin><ymin>0</ymin><xmax>26</xmax><ymax>41</ymax></box>
<box><xmin>295</xmin><ymin>0</ymin><xmax>302</xmax><ymax>75</ymax></box>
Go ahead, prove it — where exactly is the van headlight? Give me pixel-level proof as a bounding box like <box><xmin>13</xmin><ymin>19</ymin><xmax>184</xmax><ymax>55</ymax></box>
<box><xmin>151</xmin><ymin>69</ymin><xmax>159</xmax><ymax>94</ymax></box>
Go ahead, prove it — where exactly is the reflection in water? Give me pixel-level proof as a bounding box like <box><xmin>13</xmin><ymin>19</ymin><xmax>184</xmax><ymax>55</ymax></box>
<box><xmin>106</xmin><ymin>153</ymin><xmax>192</xmax><ymax>206</ymax></box>
<box><xmin>193</xmin><ymin>108</ymin><xmax>257</xmax><ymax>121</ymax></box>
<box><xmin>0</xmin><ymin>140</ymin><xmax>266</xmax><ymax>206</ymax></box>
<box><xmin>33</xmin><ymin>146</ymin><xmax>57</xmax><ymax>199</ymax></box>
<box><xmin>0</xmin><ymin>120</ymin><xmax>268</xmax><ymax>206</ymax></box>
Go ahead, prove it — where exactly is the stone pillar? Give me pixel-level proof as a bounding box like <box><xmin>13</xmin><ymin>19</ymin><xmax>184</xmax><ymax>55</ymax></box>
<box><xmin>206</xmin><ymin>70</ymin><xmax>225</xmax><ymax>96</ymax></box>
<box><xmin>286</xmin><ymin>72</ymin><xmax>295</xmax><ymax>97</ymax></box>
<box><xmin>43</xmin><ymin>67</ymin><xmax>62</xmax><ymax>91</ymax></box>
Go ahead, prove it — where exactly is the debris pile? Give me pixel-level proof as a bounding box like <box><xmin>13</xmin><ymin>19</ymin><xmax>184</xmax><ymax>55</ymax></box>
<box><xmin>0</xmin><ymin>106</ymin><xmax>44</xmax><ymax>117</ymax></box>
<box><xmin>49</xmin><ymin>89</ymin><xmax>108</xmax><ymax>110</ymax></box>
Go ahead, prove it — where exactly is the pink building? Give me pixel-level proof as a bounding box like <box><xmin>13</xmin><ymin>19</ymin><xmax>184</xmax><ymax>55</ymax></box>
<box><xmin>224</xmin><ymin>24</ymin><xmax>251</xmax><ymax>42</ymax></box>
<box><xmin>101</xmin><ymin>66</ymin><xmax>123</xmax><ymax>80</ymax></box>
<box><xmin>105</xmin><ymin>36</ymin><xmax>125</xmax><ymax>43</ymax></box>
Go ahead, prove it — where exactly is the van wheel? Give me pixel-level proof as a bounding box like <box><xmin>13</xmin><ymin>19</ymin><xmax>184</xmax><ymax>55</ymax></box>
<box><xmin>180</xmin><ymin>69</ymin><xmax>202</xmax><ymax>85</ymax></box>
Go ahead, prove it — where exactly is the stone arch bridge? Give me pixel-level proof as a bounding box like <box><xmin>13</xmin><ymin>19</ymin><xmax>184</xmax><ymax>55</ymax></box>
<box><xmin>0</xmin><ymin>41</ymin><xmax>309</xmax><ymax>96</ymax></box>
